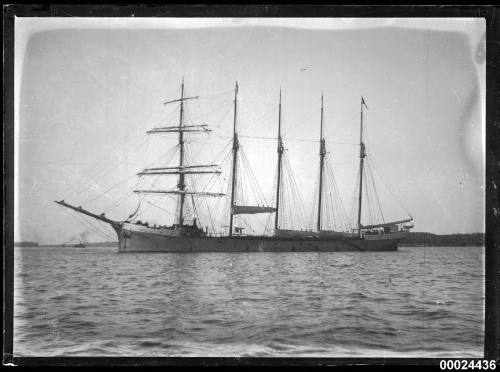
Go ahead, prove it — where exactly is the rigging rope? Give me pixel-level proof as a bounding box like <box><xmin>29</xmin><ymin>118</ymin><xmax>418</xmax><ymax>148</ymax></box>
<box><xmin>349</xmin><ymin>167</ymin><xmax>361</xmax><ymax>230</ymax></box>
<box><xmin>309</xmin><ymin>164</ymin><xmax>320</xmax><ymax>230</ymax></box>
<box><xmin>83</xmin><ymin>172</ymin><xmax>139</xmax><ymax>204</ymax></box>
<box><xmin>67</xmin><ymin>135</ymin><xmax>148</xmax><ymax>200</ymax></box>
<box><xmin>369</xmin><ymin>157</ymin><xmax>413</xmax><ymax>218</ymax></box>
<box><xmin>235</xmin><ymin>134</ymin><xmax>356</xmax><ymax>145</ymax></box>
<box><xmin>63</xmin><ymin>91</ymin><xmax>182</xmax><ymax>200</ymax></box>
<box><xmin>239</xmin><ymin>147</ymin><xmax>270</xmax><ymax>206</ymax></box>
<box><xmin>365</xmin><ymin>157</ymin><xmax>385</xmax><ymax>223</ymax></box>
<box><xmin>283</xmin><ymin>154</ymin><xmax>308</xmax><ymax>230</ymax></box>
<box><xmin>324</xmin><ymin>157</ymin><xmax>350</xmax><ymax>231</ymax></box>
<box><xmin>61</xmin><ymin>206</ymin><xmax>115</xmax><ymax>242</ymax></box>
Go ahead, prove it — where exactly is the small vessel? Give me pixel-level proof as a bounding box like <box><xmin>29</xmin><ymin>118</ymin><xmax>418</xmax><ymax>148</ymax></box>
<box><xmin>73</xmin><ymin>240</ymin><xmax>86</xmax><ymax>248</ymax></box>
<box><xmin>56</xmin><ymin>80</ymin><xmax>413</xmax><ymax>252</ymax></box>
<box><xmin>62</xmin><ymin>239</ymin><xmax>86</xmax><ymax>248</ymax></box>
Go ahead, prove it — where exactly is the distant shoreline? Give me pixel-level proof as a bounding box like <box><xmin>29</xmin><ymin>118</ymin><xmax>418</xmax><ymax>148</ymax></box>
<box><xmin>38</xmin><ymin>242</ymin><xmax>118</xmax><ymax>248</ymax></box>
<box><xmin>16</xmin><ymin>232</ymin><xmax>485</xmax><ymax>248</ymax></box>
<box><xmin>399</xmin><ymin>232</ymin><xmax>485</xmax><ymax>247</ymax></box>
<box><xmin>13</xmin><ymin>242</ymin><xmax>39</xmax><ymax>247</ymax></box>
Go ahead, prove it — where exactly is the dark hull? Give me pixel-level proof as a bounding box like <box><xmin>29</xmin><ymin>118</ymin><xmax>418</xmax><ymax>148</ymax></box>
<box><xmin>118</xmin><ymin>225</ymin><xmax>406</xmax><ymax>252</ymax></box>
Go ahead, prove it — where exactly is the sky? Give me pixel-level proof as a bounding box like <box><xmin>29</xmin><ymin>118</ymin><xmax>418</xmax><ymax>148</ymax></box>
<box><xmin>14</xmin><ymin>18</ymin><xmax>485</xmax><ymax>244</ymax></box>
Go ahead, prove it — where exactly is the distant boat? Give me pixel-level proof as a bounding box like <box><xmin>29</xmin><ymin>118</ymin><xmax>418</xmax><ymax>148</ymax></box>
<box><xmin>62</xmin><ymin>239</ymin><xmax>86</xmax><ymax>248</ymax></box>
<box><xmin>56</xmin><ymin>80</ymin><xmax>414</xmax><ymax>253</ymax></box>
<box><xmin>73</xmin><ymin>240</ymin><xmax>86</xmax><ymax>248</ymax></box>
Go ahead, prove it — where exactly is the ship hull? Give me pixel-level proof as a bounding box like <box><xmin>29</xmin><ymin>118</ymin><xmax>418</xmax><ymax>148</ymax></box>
<box><xmin>117</xmin><ymin>225</ymin><xmax>406</xmax><ymax>253</ymax></box>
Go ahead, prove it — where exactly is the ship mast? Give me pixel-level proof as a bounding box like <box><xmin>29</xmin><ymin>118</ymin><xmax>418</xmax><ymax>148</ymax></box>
<box><xmin>134</xmin><ymin>79</ymin><xmax>224</xmax><ymax>224</ymax></box>
<box><xmin>228</xmin><ymin>82</ymin><xmax>239</xmax><ymax>236</ymax></box>
<box><xmin>274</xmin><ymin>89</ymin><xmax>284</xmax><ymax>231</ymax></box>
<box><xmin>317</xmin><ymin>94</ymin><xmax>326</xmax><ymax>231</ymax></box>
<box><xmin>177</xmin><ymin>78</ymin><xmax>186</xmax><ymax>225</ymax></box>
<box><xmin>357</xmin><ymin>96</ymin><xmax>367</xmax><ymax>238</ymax></box>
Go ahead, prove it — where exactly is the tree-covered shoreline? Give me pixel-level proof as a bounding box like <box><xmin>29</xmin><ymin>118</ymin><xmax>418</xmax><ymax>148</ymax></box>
<box><xmin>399</xmin><ymin>232</ymin><xmax>485</xmax><ymax>247</ymax></box>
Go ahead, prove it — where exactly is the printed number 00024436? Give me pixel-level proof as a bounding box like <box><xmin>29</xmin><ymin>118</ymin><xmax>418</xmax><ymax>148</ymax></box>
<box><xmin>440</xmin><ymin>360</ymin><xmax>497</xmax><ymax>370</ymax></box>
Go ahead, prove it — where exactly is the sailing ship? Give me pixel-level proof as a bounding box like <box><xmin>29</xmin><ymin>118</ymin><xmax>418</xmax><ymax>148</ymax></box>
<box><xmin>55</xmin><ymin>80</ymin><xmax>413</xmax><ymax>252</ymax></box>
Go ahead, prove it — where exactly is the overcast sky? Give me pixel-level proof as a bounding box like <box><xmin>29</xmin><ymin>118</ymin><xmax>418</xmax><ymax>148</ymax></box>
<box><xmin>14</xmin><ymin>18</ymin><xmax>485</xmax><ymax>244</ymax></box>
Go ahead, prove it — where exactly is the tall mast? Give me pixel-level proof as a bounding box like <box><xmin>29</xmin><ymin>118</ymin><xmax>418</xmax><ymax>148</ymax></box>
<box><xmin>317</xmin><ymin>94</ymin><xmax>326</xmax><ymax>231</ymax></box>
<box><xmin>177</xmin><ymin>78</ymin><xmax>186</xmax><ymax>225</ymax></box>
<box><xmin>357</xmin><ymin>96</ymin><xmax>367</xmax><ymax>238</ymax></box>
<box><xmin>133</xmin><ymin>81</ymin><xmax>225</xmax><ymax>224</ymax></box>
<box><xmin>274</xmin><ymin>89</ymin><xmax>284</xmax><ymax>231</ymax></box>
<box><xmin>228</xmin><ymin>82</ymin><xmax>239</xmax><ymax>236</ymax></box>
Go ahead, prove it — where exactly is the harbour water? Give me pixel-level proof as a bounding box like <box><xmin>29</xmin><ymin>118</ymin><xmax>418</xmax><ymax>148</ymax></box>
<box><xmin>14</xmin><ymin>246</ymin><xmax>484</xmax><ymax>357</ymax></box>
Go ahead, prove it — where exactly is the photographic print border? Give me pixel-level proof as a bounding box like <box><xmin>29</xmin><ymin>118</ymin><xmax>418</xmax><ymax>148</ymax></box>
<box><xmin>3</xmin><ymin>4</ymin><xmax>498</xmax><ymax>367</ymax></box>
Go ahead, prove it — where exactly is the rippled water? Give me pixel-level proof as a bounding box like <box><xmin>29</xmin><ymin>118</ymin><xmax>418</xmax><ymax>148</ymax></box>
<box><xmin>14</xmin><ymin>246</ymin><xmax>484</xmax><ymax>357</ymax></box>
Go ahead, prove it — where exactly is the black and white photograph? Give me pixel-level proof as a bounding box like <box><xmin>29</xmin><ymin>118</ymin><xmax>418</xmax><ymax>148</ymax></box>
<box><xmin>7</xmin><ymin>11</ymin><xmax>493</xmax><ymax>363</ymax></box>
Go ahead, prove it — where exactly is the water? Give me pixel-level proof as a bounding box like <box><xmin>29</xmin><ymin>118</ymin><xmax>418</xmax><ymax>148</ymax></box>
<box><xmin>14</xmin><ymin>246</ymin><xmax>484</xmax><ymax>357</ymax></box>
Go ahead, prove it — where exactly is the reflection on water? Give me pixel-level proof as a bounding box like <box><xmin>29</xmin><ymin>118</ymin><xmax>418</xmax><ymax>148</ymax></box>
<box><xmin>14</xmin><ymin>246</ymin><xmax>484</xmax><ymax>357</ymax></box>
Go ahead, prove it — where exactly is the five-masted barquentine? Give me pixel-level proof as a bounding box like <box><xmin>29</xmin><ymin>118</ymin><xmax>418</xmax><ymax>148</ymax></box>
<box><xmin>56</xmin><ymin>80</ymin><xmax>414</xmax><ymax>252</ymax></box>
